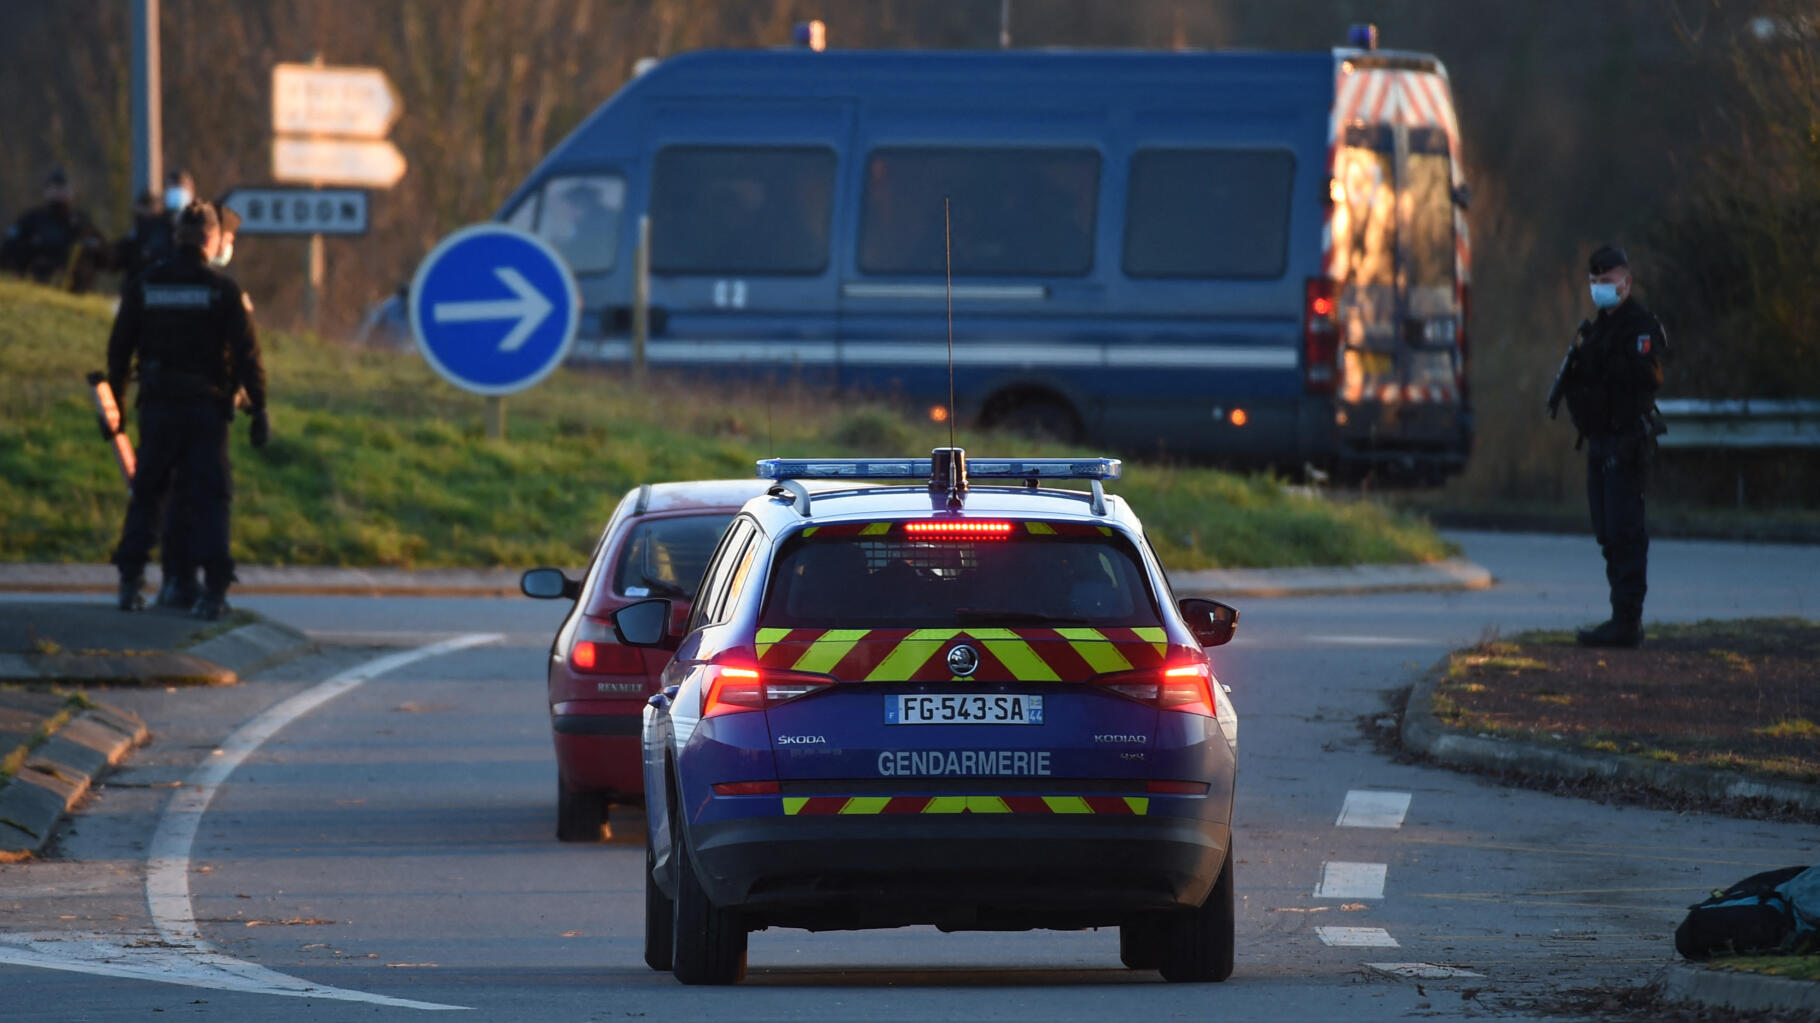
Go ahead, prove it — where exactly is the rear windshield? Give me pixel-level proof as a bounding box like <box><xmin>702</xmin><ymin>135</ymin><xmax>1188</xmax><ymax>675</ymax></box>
<box><xmin>760</xmin><ymin>530</ymin><xmax>1160</xmax><ymax>630</ymax></box>
<box><xmin>606</xmin><ymin>514</ymin><xmax>735</xmax><ymax>604</ymax></box>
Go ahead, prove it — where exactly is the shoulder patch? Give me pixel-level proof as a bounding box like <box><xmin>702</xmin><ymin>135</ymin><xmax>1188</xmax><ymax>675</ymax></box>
<box><xmin>1637</xmin><ymin>334</ymin><xmax>1651</xmax><ymax>355</ymax></box>
<box><xmin>242</xmin><ymin>292</ymin><xmax>255</xmax><ymax>313</ymax></box>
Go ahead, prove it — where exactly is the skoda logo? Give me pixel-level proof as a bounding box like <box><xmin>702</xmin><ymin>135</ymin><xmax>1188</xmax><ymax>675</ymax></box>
<box><xmin>946</xmin><ymin>643</ymin><xmax>980</xmax><ymax>678</ymax></box>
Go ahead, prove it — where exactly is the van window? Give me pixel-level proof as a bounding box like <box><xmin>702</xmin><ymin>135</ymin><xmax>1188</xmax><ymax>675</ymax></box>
<box><xmin>1333</xmin><ymin>129</ymin><xmax>1396</xmax><ymax>289</ymax></box>
<box><xmin>651</xmin><ymin>146</ymin><xmax>835</xmax><ymax>275</ymax></box>
<box><xmin>1123</xmin><ymin>149</ymin><xmax>1295</xmax><ymax>279</ymax></box>
<box><xmin>859</xmin><ymin>148</ymin><xmax>1100</xmax><ymax>277</ymax></box>
<box><xmin>1404</xmin><ymin>129</ymin><xmax>1455</xmax><ymax>290</ymax></box>
<box><xmin>536</xmin><ymin>175</ymin><xmax>625</xmax><ymax>275</ymax></box>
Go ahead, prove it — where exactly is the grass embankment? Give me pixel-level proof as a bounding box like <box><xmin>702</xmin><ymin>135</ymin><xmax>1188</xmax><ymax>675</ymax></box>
<box><xmin>0</xmin><ymin>280</ymin><xmax>1451</xmax><ymax>570</ymax></box>
<box><xmin>1708</xmin><ymin>955</ymin><xmax>1820</xmax><ymax>982</ymax></box>
<box><xmin>1431</xmin><ymin>619</ymin><xmax>1820</xmax><ymax>784</ymax></box>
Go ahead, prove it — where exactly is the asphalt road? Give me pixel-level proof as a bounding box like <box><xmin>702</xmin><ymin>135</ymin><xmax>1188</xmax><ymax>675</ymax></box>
<box><xmin>2</xmin><ymin>531</ymin><xmax>1817</xmax><ymax>1021</ymax></box>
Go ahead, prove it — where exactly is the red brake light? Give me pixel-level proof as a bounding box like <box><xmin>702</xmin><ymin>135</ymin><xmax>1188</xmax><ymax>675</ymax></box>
<box><xmin>1094</xmin><ymin>657</ymin><xmax>1217</xmax><ymax>718</ymax></box>
<box><xmin>904</xmin><ymin>521</ymin><xmax>1014</xmax><ymax>541</ymax></box>
<box><xmin>701</xmin><ymin>664</ymin><xmax>833</xmax><ymax>718</ymax></box>
<box><xmin>1147</xmin><ymin>779</ymin><xmax>1211</xmax><ymax>795</ymax></box>
<box><xmin>1304</xmin><ymin>277</ymin><xmax>1340</xmax><ymax>395</ymax></box>
<box><xmin>568</xmin><ymin>616</ymin><xmax>645</xmax><ymax>675</ymax></box>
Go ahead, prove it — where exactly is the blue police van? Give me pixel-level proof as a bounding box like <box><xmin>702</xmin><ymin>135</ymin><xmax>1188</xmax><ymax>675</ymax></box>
<box><xmin>489</xmin><ymin>41</ymin><xmax>1473</xmax><ymax>478</ymax></box>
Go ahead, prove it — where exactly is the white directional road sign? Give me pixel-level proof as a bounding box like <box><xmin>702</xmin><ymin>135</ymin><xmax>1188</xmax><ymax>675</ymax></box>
<box><xmin>272</xmin><ymin>63</ymin><xmax>402</xmax><ymax>139</ymax></box>
<box><xmin>272</xmin><ymin>137</ymin><xmax>407</xmax><ymax>189</ymax></box>
<box><xmin>220</xmin><ymin>187</ymin><xmax>369</xmax><ymax>236</ymax></box>
<box><xmin>409</xmin><ymin>224</ymin><xmax>580</xmax><ymax>396</ymax></box>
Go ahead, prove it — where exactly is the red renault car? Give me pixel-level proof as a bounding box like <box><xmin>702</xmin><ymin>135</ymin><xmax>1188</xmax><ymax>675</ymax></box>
<box><xmin>522</xmin><ymin>480</ymin><xmax>773</xmax><ymax>840</ymax></box>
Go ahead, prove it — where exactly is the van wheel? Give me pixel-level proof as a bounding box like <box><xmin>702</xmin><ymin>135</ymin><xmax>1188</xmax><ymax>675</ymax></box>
<box><xmin>643</xmin><ymin>828</ymin><xmax>674</xmax><ymax>971</ymax></box>
<box><xmin>670</xmin><ymin>824</ymin><xmax>748</xmax><ymax>984</ymax></box>
<box><xmin>555</xmin><ymin>780</ymin><xmax>606</xmax><ymax>842</ymax></box>
<box><xmin>1157</xmin><ymin>844</ymin><xmax>1235</xmax><ymax>983</ymax></box>
<box><xmin>1118</xmin><ymin>919</ymin><xmax>1163</xmax><ymax>969</ymax></box>
<box><xmin>991</xmin><ymin>399</ymin><xmax>1080</xmax><ymax>443</ymax></box>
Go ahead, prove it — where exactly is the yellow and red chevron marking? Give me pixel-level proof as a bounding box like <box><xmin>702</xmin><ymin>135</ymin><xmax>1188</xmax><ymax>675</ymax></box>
<box><xmin>782</xmin><ymin>795</ymin><xmax>1149</xmax><ymax>816</ymax></box>
<box><xmin>754</xmin><ymin>626</ymin><xmax>1172</xmax><ymax>682</ymax></box>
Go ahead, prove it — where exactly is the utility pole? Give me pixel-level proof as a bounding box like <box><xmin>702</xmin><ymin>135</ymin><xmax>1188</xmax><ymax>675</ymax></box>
<box><xmin>131</xmin><ymin>0</ymin><xmax>163</xmax><ymax>199</ymax></box>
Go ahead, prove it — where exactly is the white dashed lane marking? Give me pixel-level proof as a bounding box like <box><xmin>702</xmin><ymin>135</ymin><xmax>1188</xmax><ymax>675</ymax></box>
<box><xmin>1315</xmin><ymin>861</ymin><xmax>1388</xmax><ymax>900</ymax></box>
<box><xmin>1336</xmin><ymin>790</ymin><xmax>1412</xmax><ymax>829</ymax></box>
<box><xmin>1317</xmin><ymin>927</ymin><xmax>1400</xmax><ymax>948</ymax></box>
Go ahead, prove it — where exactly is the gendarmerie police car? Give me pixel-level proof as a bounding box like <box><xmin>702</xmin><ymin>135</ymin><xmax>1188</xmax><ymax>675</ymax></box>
<box><xmin>616</xmin><ymin>450</ymin><xmax>1240</xmax><ymax>985</ymax></box>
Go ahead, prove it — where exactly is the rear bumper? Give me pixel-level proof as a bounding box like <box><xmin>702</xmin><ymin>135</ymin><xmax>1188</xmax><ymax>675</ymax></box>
<box><xmin>686</xmin><ymin>811</ymin><xmax>1227</xmax><ymax>931</ymax></box>
<box><xmin>551</xmin><ymin>725</ymin><xmax>642</xmax><ymax>798</ymax></box>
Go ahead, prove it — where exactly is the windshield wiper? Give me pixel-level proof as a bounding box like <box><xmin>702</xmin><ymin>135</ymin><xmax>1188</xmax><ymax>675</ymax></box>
<box><xmin>952</xmin><ymin>611</ymin><xmax>1091</xmax><ymax>626</ymax></box>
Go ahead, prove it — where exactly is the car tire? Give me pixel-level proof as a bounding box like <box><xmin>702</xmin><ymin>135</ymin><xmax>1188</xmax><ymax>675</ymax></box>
<box><xmin>670</xmin><ymin>823</ymin><xmax>748</xmax><ymax>985</ymax></box>
<box><xmin>1157</xmin><ymin>843</ymin><xmax>1235</xmax><ymax>983</ymax></box>
<box><xmin>1118</xmin><ymin>919</ymin><xmax>1163</xmax><ymax>970</ymax></box>
<box><xmin>555</xmin><ymin>779</ymin><xmax>606</xmax><ymax>842</ymax></box>
<box><xmin>643</xmin><ymin>828</ymin><xmax>674</xmax><ymax>971</ymax></box>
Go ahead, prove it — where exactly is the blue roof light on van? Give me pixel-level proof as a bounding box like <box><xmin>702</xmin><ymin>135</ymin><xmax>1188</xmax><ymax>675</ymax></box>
<box><xmin>1347</xmin><ymin>24</ymin><xmax>1379</xmax><ymax>50</ymax></box>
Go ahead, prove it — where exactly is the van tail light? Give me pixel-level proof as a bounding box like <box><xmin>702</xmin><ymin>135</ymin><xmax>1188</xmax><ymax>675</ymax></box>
<box><xmin>701</xmin><ymin>663</ymin><xmax>834</xmax><ymax>718</ymax></box>
<box><xmin>1093</xmin><ymin>658</ymin><xmax>1217</xmax><ymax>718</ymax></box>
<box><xmin>569</xmin><ymin>616</ymin><xmax>645</xmax><ymax>675</ymax></box>
<box><xmin>1304</xmin><ymin>277</ymin><xmax>1340</xmax><ymax>395</ymax></box>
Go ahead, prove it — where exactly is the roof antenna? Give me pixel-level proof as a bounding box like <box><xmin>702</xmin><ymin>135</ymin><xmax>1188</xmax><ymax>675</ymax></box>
<box><xmin>929</xmin><ymin>197</ymin><xmax>967</xmax><ymax>506</ymax></box>
<box><xmin>944</xmin><ymin>196</ymin><xmax>956</xmax><ymax>455</ymax></box>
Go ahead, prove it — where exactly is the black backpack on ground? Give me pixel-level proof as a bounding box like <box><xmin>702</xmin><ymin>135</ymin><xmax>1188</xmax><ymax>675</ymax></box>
<box><xmin>1675</xmin><ymin>865</ymin><xmax>1809</xmax><ymax>960</ymax></box>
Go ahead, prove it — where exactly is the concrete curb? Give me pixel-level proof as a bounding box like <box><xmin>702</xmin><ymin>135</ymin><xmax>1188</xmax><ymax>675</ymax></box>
<box><xmin>1400</xmin><ymin>663</ymin><xmax>1820</xmax><ymax>814</ymax></box>
<box><xmin>0</xmin><ymin>559</ymin><xmax>1496</xmax><ymax>600</ymax></box>
<box><xmin>0</xmin><ymin>702</ymin><xmax>148</xmax><ymax>862</ymax></box>
<box><xmin>1658</xmin><ymin>962</ymin><xmax>1820</xmax><ymax>1015</ymax></box>
<box><xmin>1172</xmin><ymin>557</ymin><xmax>1492</xmax><ymax>598</ymax></box>
<box><xmin>0</xmin><ymin>616</ymin><xmax>316</xmax><ymax>687</ymax></box>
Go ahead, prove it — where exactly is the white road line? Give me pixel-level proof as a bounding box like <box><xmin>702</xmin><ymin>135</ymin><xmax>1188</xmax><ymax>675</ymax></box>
<box><xmin>1337</xmin><ymin>790</ymin><xmax>1412</xmax><ymax>830</ymax></box>
<box><xmin>1366</xmin><ymin>962</ymin><xmax>1483</xmax><ymax>979</ymax></box>
<box><xmin>1315</xmin><ymin>861</ymin><xmax>1388</xmax><ymax>900</ymax></box>
<box><xmin>1317</xmin><ymin>926</ymin><xmax>1400</xmax><ymax>948</ymax></box>
<box><xmin>3</xmin><ymin>634</ymin><xmax>500</xmax><ymax>1010</ymax></box>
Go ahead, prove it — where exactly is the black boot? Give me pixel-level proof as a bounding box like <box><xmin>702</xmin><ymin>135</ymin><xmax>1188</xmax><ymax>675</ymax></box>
<box><xmin>1576</xmin><ymin>604</ymin><xmax>1643</xmax><ymax>648</ymax></box>
<box><xmin>190</xmin><ymin>592</ymin><xmax>230</xmax><ymax>622</ymax></box>
<box><xmin>154</xmin><ymin>571</ymin><xmax>201</xmax><ymax>610</ymax></box>
<box><xmin>118</xmin><ymin>572</ymin><xmax>146</xmax><ymax>612</ymax></box>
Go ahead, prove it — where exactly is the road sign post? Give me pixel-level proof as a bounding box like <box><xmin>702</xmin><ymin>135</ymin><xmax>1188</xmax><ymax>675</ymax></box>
<box><xmin>409</xmin><ymin>224</ymin><xmax>581</xmax><ymax>441</ymax></box>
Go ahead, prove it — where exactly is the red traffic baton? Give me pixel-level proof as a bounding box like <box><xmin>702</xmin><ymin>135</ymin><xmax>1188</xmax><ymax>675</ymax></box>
<box><xmin>86</xmin><ymin>371</ymin><xmax>136</xmax><ymax>486</ymax></box>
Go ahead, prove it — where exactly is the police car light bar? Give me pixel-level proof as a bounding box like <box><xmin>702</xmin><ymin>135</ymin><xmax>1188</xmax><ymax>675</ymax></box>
<box><xmin>755</xmin><ymin>457</ymin><xmax>1122</xmax><ymax>482</ymax></box>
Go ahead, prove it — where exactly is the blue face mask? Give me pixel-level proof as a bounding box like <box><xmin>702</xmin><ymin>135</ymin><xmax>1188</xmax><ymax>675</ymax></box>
<box><xmin>1590</xmin><ymin>282</ymin><xmax>1622</xmax><ymax>309</ymax></box>
<box><xmin>164</xmin><ymin>187</ymin><xmax>192</xmax><ymax>212</ymax></box>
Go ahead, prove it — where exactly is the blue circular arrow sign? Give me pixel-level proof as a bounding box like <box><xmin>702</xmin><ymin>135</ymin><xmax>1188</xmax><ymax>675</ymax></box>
<box><xmin>408</xmin><ymin>224</ymin><xmax>580</xmax><ymax>396</ymax></box>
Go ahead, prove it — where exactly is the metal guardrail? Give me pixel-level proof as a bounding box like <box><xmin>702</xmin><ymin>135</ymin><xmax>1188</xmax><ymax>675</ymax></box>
<box><xmin>1655</xmin><ymin>399</ymin><xmax>1820</xmax><ymax>449</ymax></box>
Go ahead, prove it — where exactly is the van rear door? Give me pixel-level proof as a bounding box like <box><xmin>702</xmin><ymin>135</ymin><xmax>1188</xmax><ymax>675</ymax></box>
<box><xmin>1330</xmin><ymin>92</ymin><xmax>1467</xmax><ymax>469</ymax></box>
<box><xmin>640</xmin><ymin>101</ymin><xmax>854</xmax><ymax>386</ymax></box>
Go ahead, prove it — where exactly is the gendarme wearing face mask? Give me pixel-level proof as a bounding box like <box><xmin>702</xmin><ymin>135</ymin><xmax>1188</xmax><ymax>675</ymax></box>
<box><xmin>1551</xmin><ymin>244</ymin><xmax>1668</xmax><ymax>650</ymax></box>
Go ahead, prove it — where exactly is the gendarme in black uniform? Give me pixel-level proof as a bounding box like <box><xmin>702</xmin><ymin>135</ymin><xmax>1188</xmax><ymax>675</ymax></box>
<box><xmin>107</xmin><ymin>201</ymin><xmax>268</xmax><ymax>619</ymax></box>
<box><xmin>1561</xmin><ymin>244</ymin><xmax>1665</xmax><ymax>647</ymax></box>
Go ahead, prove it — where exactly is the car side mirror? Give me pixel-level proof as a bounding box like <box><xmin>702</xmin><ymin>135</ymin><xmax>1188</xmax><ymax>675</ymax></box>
<box><xmin>1178</xmin><ymin>598</ymin><xmax>1239</xmax><ymax>647</ymax></box>
<box><xmin>522</xmin><ymin>567</ymin><xmax>580</xmax><ymax>600</ymax></box>
<box><xmin>611</xmin><ymin>597</ymin><xmax>675</xmax><ymax>648</ymax></box>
